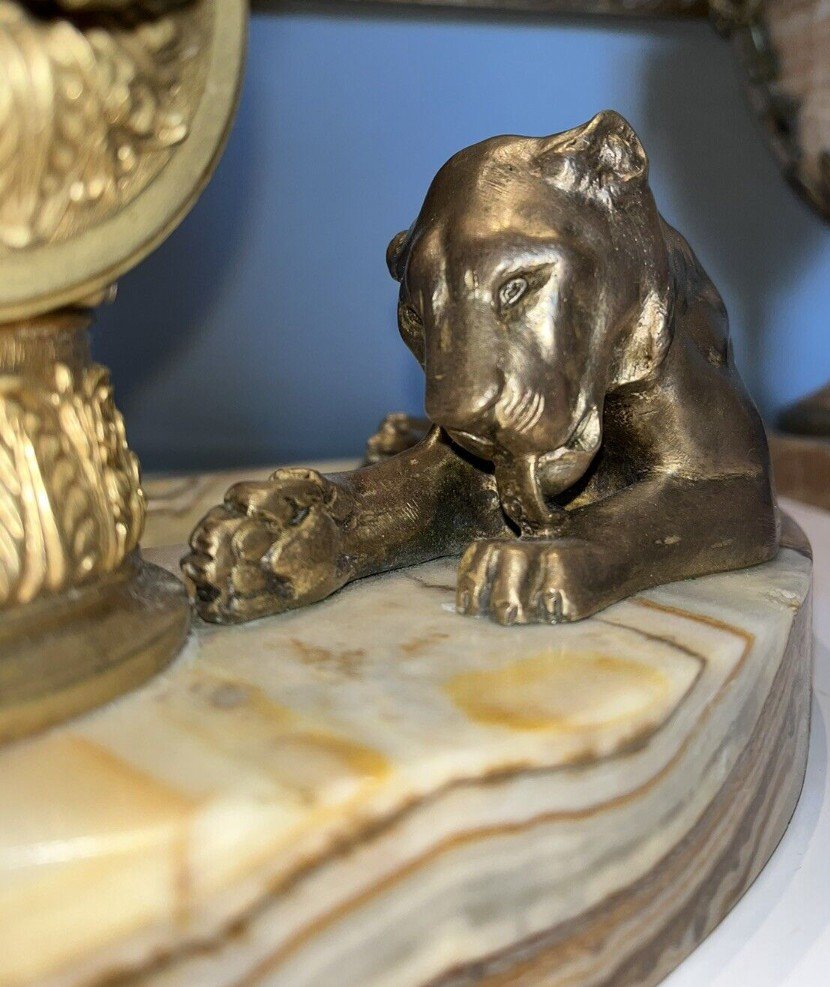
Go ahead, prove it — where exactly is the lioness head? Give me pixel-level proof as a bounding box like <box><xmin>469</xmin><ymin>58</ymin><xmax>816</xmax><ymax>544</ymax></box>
<box><xmin>387</xmin><ymin>111</ymin><xmax>673</xmax><ymax>530</ymax></box>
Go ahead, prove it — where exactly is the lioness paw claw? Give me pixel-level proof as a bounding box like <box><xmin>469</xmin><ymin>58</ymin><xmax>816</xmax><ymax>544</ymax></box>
<box><xmin>182</xmin><ymin>470</ymin><xmax>354</xmax><ymax>624</ymax></box>
<box><xmin>456</xmin><ymin>538</ymin><xmax>609</xmax><ymax>625</ymax></box>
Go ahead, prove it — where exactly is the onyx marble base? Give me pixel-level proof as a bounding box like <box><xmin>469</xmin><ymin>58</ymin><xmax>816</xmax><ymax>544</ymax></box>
<box><xmin>0</xmin><ymin>534</ymin><xmax>812</xmax><ymax>987</ymax></box>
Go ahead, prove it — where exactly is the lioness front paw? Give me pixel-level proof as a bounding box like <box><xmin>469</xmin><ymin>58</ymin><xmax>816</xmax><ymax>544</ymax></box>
<box><xmin>456</xmin><ymin>537</ymin><xmax>613</xmax><ymax>625</ymax></box>
<box><xmin>364</xmin><ymin>413</ymin><xmax>431</xmax><ymax>464</ymax></box>
<box><xmin>182</xmin><ymin>468</ymin><xmax>355</xmax><ymax>624</ymax></box>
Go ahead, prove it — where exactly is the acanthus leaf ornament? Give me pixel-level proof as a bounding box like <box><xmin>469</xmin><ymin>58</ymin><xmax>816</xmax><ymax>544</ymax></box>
<box><xmin>0</xmin><ymin>0</ymin><xmax>246</xmax><ymax>742</ymax></box>
<box><xmin>0</xmin><ymin>0</ymin><xmax>203</xmax><ymax>252</ymax></box>
<box><xmin>0</xmin><ymin>347</ymin><xmax>145</xmax><ymax>608</ymax></box>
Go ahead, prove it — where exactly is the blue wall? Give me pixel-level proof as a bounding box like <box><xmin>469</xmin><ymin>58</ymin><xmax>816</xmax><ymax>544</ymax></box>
<box><xmin>94</xmin><ymin>7</ymin><xmax>830</xmax><ymax>471</ymax></box>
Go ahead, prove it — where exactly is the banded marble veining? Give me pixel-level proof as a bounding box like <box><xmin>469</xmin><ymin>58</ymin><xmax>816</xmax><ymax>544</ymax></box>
<box><xmin>0</xmin><ymin>543</ymin><xmax>812</xmax><ymax>987</ymax></box>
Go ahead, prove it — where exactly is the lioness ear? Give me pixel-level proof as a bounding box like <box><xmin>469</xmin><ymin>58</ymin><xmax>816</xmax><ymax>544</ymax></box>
<box><xmin>386</xmin><ymin>230</ymin><xmax>409</xmax><ymax>282</ymax></box>
<box><xmin>537</xmin><ymin>110</ymin><xmax>648</xmax><ymax>195</ymax></box>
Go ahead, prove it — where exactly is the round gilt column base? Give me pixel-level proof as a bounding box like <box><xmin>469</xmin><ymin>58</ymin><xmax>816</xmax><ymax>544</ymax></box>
<box><xmin>0</xmin><ymin>553</ymin><xmax>189</xmax><ymax>745</ymax></box>
<box><xmin>0</xmin><ymin>0</ymin><xmax>247</xmax><ymax>746</ymax></box>
<box><xmin>0</xmin><ymin>313</ymin><xmax>190</xmax><ymax>744</ymax></box>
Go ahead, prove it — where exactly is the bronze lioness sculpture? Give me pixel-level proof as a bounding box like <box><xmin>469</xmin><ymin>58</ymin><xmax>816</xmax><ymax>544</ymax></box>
<box><xmin>183</xmin><ymin>110</ymin><xmax>778</xmax><ymax>626</ymax></box>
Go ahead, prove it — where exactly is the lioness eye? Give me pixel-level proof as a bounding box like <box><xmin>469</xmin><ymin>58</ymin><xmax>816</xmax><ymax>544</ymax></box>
<box><xmin>400</xmin><ymin>304</ymin><xmax>423</xmax><ymax>330</ymax></box>
<box><xmin>499</xmin><ymin>276</ymin><xmax>528</xmax><ymax>308</ymax></box>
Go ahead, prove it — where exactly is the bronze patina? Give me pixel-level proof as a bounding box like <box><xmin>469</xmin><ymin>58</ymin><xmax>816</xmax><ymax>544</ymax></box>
<box><xmin>184</xmin><ymin>111</ymin><xmax>779</xmax><ymax>626</ymax></box>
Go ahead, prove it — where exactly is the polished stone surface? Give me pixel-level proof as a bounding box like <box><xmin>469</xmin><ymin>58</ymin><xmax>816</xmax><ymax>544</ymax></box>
<box><xmin>0</xmin><ymin>532</ymin><xmax>811</xmax><ymax>987</ymax></box>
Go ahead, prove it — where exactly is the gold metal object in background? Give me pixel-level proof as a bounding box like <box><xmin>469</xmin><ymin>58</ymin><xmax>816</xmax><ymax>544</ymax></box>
<box><xmin>0</xmin><ymin>0</ymin><xmax>246</xmax><ymax>742</ymax></box>
<box><xmin>711</xmin><ymin>0</ymin><xmax>830</xmax><ymax>436</ymax></box>
<box><xmin>185</xmin><ymin>111</ymin><xmax>778</xmax><ymax>628</ymax></box>
<box><xmin>714</xmin><ymin>0</ymin><xmax>830</xmax><ymax>223</ymax></box>
<box><xmin>0</xmin><ymin>0</ymin><xmax>245</xmax><ymax>320</ymax></box>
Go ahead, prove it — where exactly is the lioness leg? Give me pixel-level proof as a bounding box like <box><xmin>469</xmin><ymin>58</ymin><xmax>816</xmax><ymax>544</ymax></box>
<box><xmin>457</xmin><ymin>474</ymin><xmax>778</xmax><ymax>625</ymax></box>
<box><xmin>184</xmin><ymin>426</ymin><xmax>507</xmax><ymax>624</ymax></box>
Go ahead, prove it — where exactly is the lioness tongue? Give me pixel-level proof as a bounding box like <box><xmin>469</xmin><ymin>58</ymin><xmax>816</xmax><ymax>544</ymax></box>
<box><xmin>493</xmin><ymin>451</ymin><xmax>562</xmax><ymax>536</ymax></box>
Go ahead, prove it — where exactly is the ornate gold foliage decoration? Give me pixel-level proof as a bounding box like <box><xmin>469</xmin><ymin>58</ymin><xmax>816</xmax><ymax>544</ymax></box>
<box><xmin>0</xmin><ymin>361</ymin><xmax>145</xmax><ymax>607</ymax></box>
<box><xmin>0</xmin><ymin>0</ymin><xmax>244</xmax><ymax>740</ymax></box>
<box><xmin>0</xmin><ymin>0</ymin><xmax>203</xmax><ymax>251</ymax></box>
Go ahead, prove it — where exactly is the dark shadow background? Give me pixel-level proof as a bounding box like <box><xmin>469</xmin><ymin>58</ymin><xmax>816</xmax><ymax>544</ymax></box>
<box><xmin>94</xmin><ymin>5</ymin><xmax>829</xmax><ymax>472</ymax></box>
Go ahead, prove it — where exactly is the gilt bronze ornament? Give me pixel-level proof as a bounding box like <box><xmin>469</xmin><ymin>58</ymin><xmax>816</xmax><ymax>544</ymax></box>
<box><xmin>0</xmin><ymin>0</ymin><xmax>246</xmax><ymax>741</ymax></box>
<box><xmin>714</xmin><ymin>0</ymin><xmax>830</xmax><ymax>223</ymax></box>
<box><xmin>184</xmin><ymin>111</ymin><xmax>779</xmax><ymax>627</ymax></box>
<box><xmin>0</xmin><ymin>0</ymin><xmax>246</xmax><ymax>320</ymax></box>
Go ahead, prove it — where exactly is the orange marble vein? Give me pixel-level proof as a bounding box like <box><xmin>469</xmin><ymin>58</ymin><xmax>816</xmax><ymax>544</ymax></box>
<box><xmin>444</xmin><ymin>651</ymin><xmax>673</xmax><ymax>733</ymax></box>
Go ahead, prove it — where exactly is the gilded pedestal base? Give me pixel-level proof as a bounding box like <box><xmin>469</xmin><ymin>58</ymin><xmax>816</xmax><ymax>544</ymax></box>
<box><xmin>0</xmin><ymin>314</ymin><xmax>189</xmax><ymax>743</ymax></box>
<box><xmin>0</xmin><ymin>554</ymin><xmax>189</xmax><ymax>744</ymax></box>
<box><xmin>0</xmin><ymin>0</ymin><xmax>246</xmax><ymax>743</ymax></box>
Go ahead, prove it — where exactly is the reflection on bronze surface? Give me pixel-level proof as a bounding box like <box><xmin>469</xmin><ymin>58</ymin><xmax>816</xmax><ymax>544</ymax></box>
<box><xmin>185</xmin><ymin>111</ymin><xmax>778</xmax><ymax>626</ymax></box>
<box><xmin>0</xmin><ymin>0</ymin><xmax>246</xmax><ymax>741</ymax></box>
